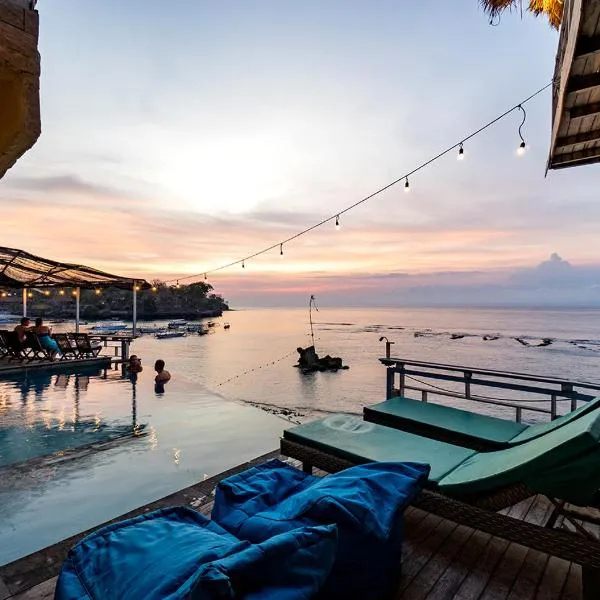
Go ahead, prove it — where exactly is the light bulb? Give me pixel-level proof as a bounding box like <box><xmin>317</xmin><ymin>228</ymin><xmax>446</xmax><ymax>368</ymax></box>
<box><xmin>335</xmin><ymin>215</ymin><xmax>340</xmax><ymax>230</ymax></box>
<box><xmin>176</xmin><ymin>280</ymin><xmax>180</xmax><ymax>288</ymax></box>
<box><xmin>458</xmin><ymin>144</ymin><xmax>464</xmax><ymax>160</ymax></box>
<box><xmin>59</xmin><ymin>289</ymin><xmax>65</xmax><ymax>296</ymax></box>
<box><xmin>204</xmin><ymin>273</ymin><xmax>207</xmax><ymax>281</ymax></box>
<box><xmin>44</xmin><ymin>290</ymin><xmax>50</xmax><ymax>296</ymax></box>
<box><xmin>27</xmin><ymin>292</ymin><xmax>33</xmax><ymax>298</ymax></box>
<box><xmin>280</xmin><ymin>244</ymin><xmax>284</xmax><ymax>258</ymax></box>
<box><xmin>151</xmin><ymin>286</ymin><xmax>157</xmax><ymax>292</ymax></box>
<box><xmin>72</xmin><ymin>290</ymin><xmax>77</xmax><ymax>297</ymax></box>
<box><xmin>404</xmin><ymin>178</ymin><xmax>410</xmax><ymax>193</ymax></box>
<box><xmin>242</xmin><ymin>260</ymin><xmax>245</xmax><ymax>269</ymax></box>
<box><xmin>135</xmin><ymin>285</ymin><xmax>140</xmax><ymax>291</ymax></box>
<box><xmin>95</xmin><ymin>288</ymin><xmax>101</xmax><ymax>295</ymax></box>
<box><xmin>517</xmin><ymin>141</ymin><xmax>526</xmax><ymax>156</ymax></box>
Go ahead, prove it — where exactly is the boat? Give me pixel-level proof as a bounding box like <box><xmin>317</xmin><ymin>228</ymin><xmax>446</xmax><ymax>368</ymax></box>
<box><xmin>185</xmin><ymin>323</ymin><xmax>204</xmax><ymax>332</ymax></box>
<box><xmin>223</xmin><ymin>323</ymin><xmax>230</xmax><ymax>330</ymax></box>
<box><xmin>156</xmin><ymin>331</ymin><xmax>186</xmax><ymax>339</ymax></box>
<box><xmin>92</xmin><ymin>321</ymin><xmax>128</xmax><ymax>332</ymax></box>
<box><xmin>197</xmin><ymin>327</ymin><xmax>209</xmax><ymax>336</ymax></box>
<box><xmin>207</xmin><ymin>321</ymin><xmax>216</xmax><ymax>328</ymax></box>
<box><xmin>168</xmin><ymin>319</ymin><xmax>187</xmax><ymax>329</ymax></box>
<box><xmin>138</xmin><ymin>325</ymin><xmax>164</xmax><ymax>334</ymax></box>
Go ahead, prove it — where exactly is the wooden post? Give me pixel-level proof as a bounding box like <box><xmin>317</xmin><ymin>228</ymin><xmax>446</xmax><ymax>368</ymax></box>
<box><xmin>551</xmin><ymin>394</ymin><xmax>557</xmax><ymax>420</ymax></box>
<box><xmin>132</xmin><ymin>283</ymin><xmax>137</xmax><ymax>337</ymax></box>
<box><xmin>386</xmin><ymin>367</ymin><xmax>395</xmax><ymax>399</ymax></box>
<box><xmin>75</xmin><ymin>287</ymin><xmax>80</xmax><ymax>333</ymax></box>
<box><xmin>399</xmin><ymin>364</ymin><xmax>406</xmax><ymax>397</ymax></box>
<box><xmin>22</xmin><ymin>287</ymin><xmax>27</xmax><ymax>317</ymax></box>
<box><xmin>464</xmin><ymin>371</ymin><xmax>472</xmax><ymax>399</ymax></box>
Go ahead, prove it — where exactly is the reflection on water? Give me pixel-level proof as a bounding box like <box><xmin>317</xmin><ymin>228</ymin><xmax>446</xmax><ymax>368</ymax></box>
<box><xmin>0</xmin><ymin>366</ymin><xmax>143</xmax><ymax>469</ymax></box>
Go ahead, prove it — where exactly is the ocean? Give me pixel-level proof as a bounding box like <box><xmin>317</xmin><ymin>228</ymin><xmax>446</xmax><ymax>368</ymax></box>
<box><xmin>1</xmin><ymin>306</ymin><xmax>599</xmax><ymax>564</ymax></box>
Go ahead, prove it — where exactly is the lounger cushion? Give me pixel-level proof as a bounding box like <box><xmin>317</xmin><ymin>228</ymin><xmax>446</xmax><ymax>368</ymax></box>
<box><xmin>54</xmin><ymin>506</ymin><xmax>337</xmax><ymax>600</ymax></box>
<box><xmin>508</xmin><ymin>396</ymin><xmax>600</xmax><ymax>444</ymax></box>
<box><xmin>212</xmin><ymin>458</ymin><xmax>429</xmax><ymax>600</ymax></box>
<box><xmin>283</xmin><ymin>414</ymin><xmax>475</xmax><ymax>483</ymax></box>
<box><xmin>439</xmin><ymin>409</ymin><xmax>600</xmax><ymax>504</ymax></box>
<box><xmin>364</xmin><ymin>397</ymin><xmax>527</xmax><ymax>447</ymax></box>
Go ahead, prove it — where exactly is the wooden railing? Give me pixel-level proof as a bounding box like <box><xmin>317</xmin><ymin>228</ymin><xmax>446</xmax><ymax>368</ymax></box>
<box><xmin>380</xmin><ymin>357</ymin><xmax>600</xmax><ymax>423</ymax></box>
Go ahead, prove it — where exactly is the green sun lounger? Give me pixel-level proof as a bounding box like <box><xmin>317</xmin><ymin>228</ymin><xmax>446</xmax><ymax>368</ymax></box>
<box><xmin>363</xmin><ymin>395</ymin><xmax>600</xmax><ymax>450</ymax></box>
<box><xmin>281</xmin><ymin>412</ymin><xmax>600</xmax><ymax>599</ymax></box>
<box><xmin>283</xmin><ymin>410</ymin><xmax>600</xmax><ymax>505</ymax></box>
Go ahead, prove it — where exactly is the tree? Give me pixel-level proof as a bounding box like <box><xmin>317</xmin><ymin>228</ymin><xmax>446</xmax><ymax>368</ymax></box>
<box><xmin>480</xmin><ymin>0</ymin><xmax>563</xmax><ymax>29</ymax></box>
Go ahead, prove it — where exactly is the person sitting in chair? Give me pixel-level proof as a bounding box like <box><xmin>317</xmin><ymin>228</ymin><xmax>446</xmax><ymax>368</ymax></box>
<box><xmin>14</xmin><ymin>317</ymin><xmax>32</xmax><ymax>350</ymax></box>
<box><xmin>32</xmin><ymin>318</ymin><xmax>60</xmax><ymax>358</ymax></box>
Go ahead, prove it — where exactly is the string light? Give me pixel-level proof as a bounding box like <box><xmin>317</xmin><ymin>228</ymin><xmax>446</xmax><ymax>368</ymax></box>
<box><xmin>43</xmin><ymin>290</ymin><xmax>51</xmax><ymax>296</ymax></box>
<box><xmin>27</xmin><ymin>292</ymin><xmax>33</xmax><ymax>298</ymax></box>
<box><xmin>1</xmin><ymin>292</ymin><xmax>7</xmax><ymax>298</ymax></box>
<box><xmin>335</xmin><ymin>215</ymin><xmax>340</xmax><ymax>230</ymax></box>
<box><xmin>72</xmin><ymin>290</ymin><xmax>77</xmax><ymax>297</ymax></box>
<box><xmin>59</xmin><ymin>289</ymin><xmax>65</xmax><ymax>296</ymax></box>
<box><xmin>458</xmin><ymin>143</ymin><xmax>465</xmax><ymax>160</ymax></box>
<box><xmin>242</xmin><ymin>260</ymin><xmax>245</xmax><ymax>269</ymax></box>
<box><xmin>279</xmin><ymin>243</ymin><xmax>284</xmax><ymax>258</ymax></box>
<box><xmin>204</xmin><ymin>273</ymin><xmax>207</xmax><ymax>281</ymax></box>
<box><xmin>160</xmin><ymin>82</ymin><xmax>550</xmax><ymax>283</ymax></box>
<box><xmin>95</xmin><ymin>288</ymin><xmax>102</xmax><ymax>295</ymax></box>
<box><xmin>176</xmin><ymin>280</ymin><xmax>180</xmax><ymax>289</ymax></box>
<box><xmin>134</xmin><ymin>285</ymin><xmax>140</xmax><ymax>291</ymax></box>
<box><xmin>151</xmin><ymin>286</ymin><xmax>158</xmax><ymax>292</ymax></box>
<box><xmin>517</xmin><ymin>104</ymin><xmax>527</xmax><ymax>156</ymax></box>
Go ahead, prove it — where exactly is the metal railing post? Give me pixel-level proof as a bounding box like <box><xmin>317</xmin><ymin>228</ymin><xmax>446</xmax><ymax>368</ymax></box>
<box><xmin>386</xmin><ymin>368</ymin><xmax>394</xmax><ymax>399</ymax></box>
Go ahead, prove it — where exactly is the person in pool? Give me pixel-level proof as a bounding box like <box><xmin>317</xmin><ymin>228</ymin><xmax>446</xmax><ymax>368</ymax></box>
<box><xmin>154</xmin><ymin>359</ymin><xmax>171</xmax><ymax>384</ymax></box>
<box><xmin>127</xmin><ymin>355</ymin><xmax>143</xmax><ymax>374</ymax></box>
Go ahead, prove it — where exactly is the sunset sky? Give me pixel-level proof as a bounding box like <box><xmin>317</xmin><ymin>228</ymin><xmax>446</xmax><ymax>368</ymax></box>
<box><xmin>1</xmin><ymin>1</ymin><xmax>599</xmax><ymax>306</ymax></box>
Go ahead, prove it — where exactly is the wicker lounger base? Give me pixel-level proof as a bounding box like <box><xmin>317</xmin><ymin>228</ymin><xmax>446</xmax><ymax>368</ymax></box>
<box><xmin>280</xmin><ymin>437</ymin><xmax>600</xmax><ymax>600</ymax></box>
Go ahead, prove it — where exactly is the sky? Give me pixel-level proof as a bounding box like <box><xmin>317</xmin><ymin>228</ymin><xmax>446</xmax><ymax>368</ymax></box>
<box><xmin>1</xmin><ymin>1</ymin><xmax>599</xmax><ymax>307</ymax></box>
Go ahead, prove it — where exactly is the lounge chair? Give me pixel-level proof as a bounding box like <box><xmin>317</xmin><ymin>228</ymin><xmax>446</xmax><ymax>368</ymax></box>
<box><xmin>281</xmin><ymin>412</ymin><xmax>600</xmax><ymax>599</ymax></box>
<box><xmin>0</xmin><ymin>329</ymin><xmax>9</xmax><ymax>358</ymax></box>
<box><xmin>364</xmin><ymin>395</ymin><xmax>600</xmax><ymax>450</ymax></box>
<box><xmin>0</xmin><ymin>329</ymin><xmax>27</xmax><ymax>362</ymax></box>
<box><xmin>72</xmin><ymin>333</ymin><xmax>102</xmax><ymax>358</ymax></box>
<box><xmin>53</xmin><ymin>333</ymin><xmax>80</xmax><ymax>360</ymax></box>
<box><xmin>24</xmin><ymin>332</ymin><xmax>53</xmax><ymax>361</ymax></box>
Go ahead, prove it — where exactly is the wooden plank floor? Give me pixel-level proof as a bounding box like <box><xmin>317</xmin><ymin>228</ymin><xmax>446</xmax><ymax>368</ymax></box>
<box><xmin>1</xmin><ymin>460</ymin><xmax>585</xmax><ymax>600</ymax></box>
<box><xmin>0</xmin><ymin>355</ymin><xmax>111</xmax><ymax>376</ymax></box>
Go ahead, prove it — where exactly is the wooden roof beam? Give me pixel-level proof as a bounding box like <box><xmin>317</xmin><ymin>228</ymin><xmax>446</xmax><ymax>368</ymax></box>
<box><xmin>568</xmin><ymin>102</ymin><xmax>600</xmax><ymax>120</ymax></box>
<box><xmin>567</xmin><ymin>73</ymin><xmax>600</xmax><ymax>94</ymax></box>
<box><xmin>551</xmin><ymin>148</ymin><xmax>600</xmax><ymax>169</ymax></box>
<box><xmin>556</xmin><ymin>128</ymin><xmax>600</xmax><ymax>147</ymax></box>
<box><xmin>575</xmin><ymin>34</ymin><xmax>600</xmax><ymax>58</ymax></box>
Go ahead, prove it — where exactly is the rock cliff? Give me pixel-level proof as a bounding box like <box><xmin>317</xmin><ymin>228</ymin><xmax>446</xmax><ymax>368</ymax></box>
<box><xmin>0</xmin><ymin>0</ymin><xmax>40</xmax><ymax>180</ymax></box>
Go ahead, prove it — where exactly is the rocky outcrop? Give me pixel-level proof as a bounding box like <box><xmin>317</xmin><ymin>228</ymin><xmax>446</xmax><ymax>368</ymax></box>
<box><xmin>0</xmin><ymin>0</ymin><xmax>40</xmax><ymax>180</ymax></box>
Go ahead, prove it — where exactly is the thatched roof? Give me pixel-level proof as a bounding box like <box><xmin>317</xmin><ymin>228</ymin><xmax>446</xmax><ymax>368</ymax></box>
<box><xmin>480</xmin><ymin>0</ymin><xmax>564</xmax><ymax>28</ymax></box>
<box><xmin>0</xmin><ymin>246</ymin><xmax>149</xmax><ymax>290</ymax></box>
<box><xmin>548</xmin><ymin>0</ymin><xmax>600</xmax><ymax>170</ymax></box>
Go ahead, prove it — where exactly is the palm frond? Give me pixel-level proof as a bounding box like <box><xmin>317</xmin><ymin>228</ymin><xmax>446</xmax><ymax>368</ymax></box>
<box><xmin>479</xmin><ymin>0</ymin><xmax>564</xmax><ymax>28</ymax></box>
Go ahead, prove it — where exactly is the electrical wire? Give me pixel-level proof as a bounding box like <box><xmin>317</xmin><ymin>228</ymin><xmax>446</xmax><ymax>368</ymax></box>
<box><xmin>165</xmin><ymin>81</ymin><xmax>552</xmax><ymax>284</ymax></box>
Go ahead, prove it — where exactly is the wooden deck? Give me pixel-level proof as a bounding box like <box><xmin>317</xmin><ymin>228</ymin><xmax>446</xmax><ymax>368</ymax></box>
<box><xmin>0</xmin><ymin>355</ymin><xmax>111</xmax><ymax>376</ymax></box>
<box><xmin>0</xmin><ymin>453</ymin><xmax>587</xmax><ymax>600</ymax></box>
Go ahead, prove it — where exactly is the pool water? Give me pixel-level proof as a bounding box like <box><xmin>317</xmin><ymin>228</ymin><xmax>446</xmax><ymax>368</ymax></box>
<box><xmin>0</xmin><ymin>365</ymin><xmax>285</xmax><ymax>565</ymax></box>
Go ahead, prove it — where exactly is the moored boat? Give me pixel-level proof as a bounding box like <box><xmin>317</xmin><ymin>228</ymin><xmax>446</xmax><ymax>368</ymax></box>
<box><xmin>156</xmin><ymin>331</ymin><xmax>186</xmax><ymax>339</ymax></box>
<box><xmin>168</xmin><ymin>319</ymin><xmax>187</xmax><ymax>329</ymax></box>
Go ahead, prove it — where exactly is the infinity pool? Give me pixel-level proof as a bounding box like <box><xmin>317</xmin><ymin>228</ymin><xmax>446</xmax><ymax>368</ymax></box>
<box><xmin>0</xmin><ymin>364</ymin><xmax>285</xmax><ymax>565</ymax></box>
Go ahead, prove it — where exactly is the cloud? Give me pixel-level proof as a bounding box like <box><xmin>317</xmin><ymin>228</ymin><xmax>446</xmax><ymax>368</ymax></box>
<box><xmin>2</xmin><ymin>175</ymin><xmax>124</xmax><ymax>198</ymax></box>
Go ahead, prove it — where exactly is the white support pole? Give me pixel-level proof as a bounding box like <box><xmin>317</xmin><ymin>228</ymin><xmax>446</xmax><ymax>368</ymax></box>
<box><xmin>132</xmin><ymin>283</ymin><xmax>137</xmax><ymax>337</ymax></box>
<box><xmin>22</xmin><ymin>288</ymin><xmax>27</xmax><ymax>317</ymax></box>
<box><xmin>75</xmin><ymin>287</ymin><xmax>80</xmax><ymax>333</ymax></box>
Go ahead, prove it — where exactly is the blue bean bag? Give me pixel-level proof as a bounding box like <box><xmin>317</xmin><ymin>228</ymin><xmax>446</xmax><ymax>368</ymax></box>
<box><xmin>54</xmin><ymin>506</ymin><xmax>337</xmax><ymax>600</ymax></box>
<box><xmin>212</xmin><ymin>460</ymin><xmax>430</xmax><ymax>600</ymax></box>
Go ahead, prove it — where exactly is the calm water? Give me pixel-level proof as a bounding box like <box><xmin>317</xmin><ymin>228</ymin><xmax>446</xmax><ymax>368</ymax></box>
<box><xmin>1</xmin><ymin>306</ymin><xmax>599</xmax><ymax>564</ymax></box>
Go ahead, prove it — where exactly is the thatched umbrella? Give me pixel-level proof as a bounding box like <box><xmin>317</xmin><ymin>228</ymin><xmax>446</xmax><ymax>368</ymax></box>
<box><xmin>480</xmin><ymin>0</ymin><xmax>564</xmax><ymax>29</ymax></box>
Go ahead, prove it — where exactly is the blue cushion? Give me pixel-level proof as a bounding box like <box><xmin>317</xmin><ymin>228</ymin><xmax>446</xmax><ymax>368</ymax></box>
<box><xmin>212</xmin><ymin>459</ymin><xmax>429</xmax><ymax>600</ymax></box>
<box><xmin>54</xmin><ymin>506</ymin><xmax>337</xmax><ymax>600</ymax></box>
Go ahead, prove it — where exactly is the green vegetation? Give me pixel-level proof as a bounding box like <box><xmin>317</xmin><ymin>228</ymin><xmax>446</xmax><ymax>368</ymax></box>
<box><xmin>1</xmin><ymin>281</ymin><xmax>228</xmax><ymax>320</ymax></box>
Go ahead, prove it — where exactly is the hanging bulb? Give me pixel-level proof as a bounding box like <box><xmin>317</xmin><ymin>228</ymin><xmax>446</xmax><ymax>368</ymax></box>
<box><xmin>404</xmin><ymin>177</ymin><xmax>410</xmax><ymax>193</ymax></box>
<box><xmin>151</xmin><ymin>286</ymin><xmax>157</xmax><ymax>292</ymax></box>
<box><xmin>516</xmin><ymin>104</ymin><xmax>527</xmax><ymax>156</ymax></box>
<box><xmin>59</xmin><ymin>289</ymin><xmax>65</xmax><ymax>296</ymax></box>
<box><xmin>280</xmin><ymin>243</ymin><xmax>284</xmax><ymax>258</ymax></box>
<box><xmin>335</xmin><ymin>215</ymin><xmax>340</xmax><ymax>230</ymax></box>
<box><xmin>242</xmin><ymin>260</ymin><xmax>245</xmax><ymax>269</ymax></box>
<box><xmin>27</xmin><ymin>292</ymin><xmax>33</xmax><ymax>298</ymax></box>
<box><xmin>44</xmin><ymin>290</ymin><xmax>51</xmax><ymax>296</ymax></box>
<box><xmin>1</xmin><ymin>292</ymin><xmax>7</xmax><ymax>298</ymax></box>
<box><xmin>72</xmin><ymin>289</ymin><xmax>77</xmax><ymax>297</ymax></box>
<box><xmin>95</xmin><ymin>288</ymin><xmax>102</xmax><ymax>295</ymax></box>
<box><xmin>458</xmin><ymin>143</ymin><xmax>464</xmax><ymax>160</ymax></box>
<box><xmin>176</xmin><ymin>280</ymin><xmax>180</xmax><ymax>289</ymax></box>
<box><xmin>135</xmin><ymin>285</ymin><xmax>140</xmax><ymax>292</ymax></box>
<box><xmin>204</xmin><ymin>273</ymin><xmax>207</xmax><ymax>281</ymax></box>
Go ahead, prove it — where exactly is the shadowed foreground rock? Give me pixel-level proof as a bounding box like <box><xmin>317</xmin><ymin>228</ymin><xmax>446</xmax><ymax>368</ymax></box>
<box><xmin>0</xmin><ymin>0</ymin><xmax>40</xmax><ymax>180</ymax></box>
